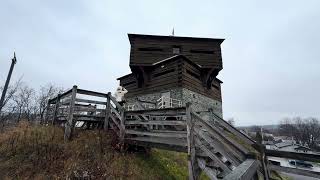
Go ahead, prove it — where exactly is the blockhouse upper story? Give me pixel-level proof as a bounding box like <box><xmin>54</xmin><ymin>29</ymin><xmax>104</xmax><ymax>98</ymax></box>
<box><xmin>128</xmin><ymin>33</ymin><xmax>224</xmax><ymax>69</ymax></box>
<box><xmin>118</xmin><ymin>33</ymin><xmax>225</xmax><ymax>102</ymax></box>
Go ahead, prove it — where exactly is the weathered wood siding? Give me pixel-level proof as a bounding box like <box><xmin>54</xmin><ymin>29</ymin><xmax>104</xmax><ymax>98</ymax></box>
<box><xmin>119</xmin><ymin>57</ymin><xmax>222</xmax><ymax>101</ymax></box>
<box><xmin>181</xmin><ymin>60</ymin><xmax>222</xmax><ymax>101</ymax></box>
<box><xmin>128</xmin><ymin>34</ymin><xmax>223</xmax><ymax>69</ymax></box>
<box><xmin>119</xmin><ymin>59</ymin><xmax>182</xmax><ymax>97</ymax></box>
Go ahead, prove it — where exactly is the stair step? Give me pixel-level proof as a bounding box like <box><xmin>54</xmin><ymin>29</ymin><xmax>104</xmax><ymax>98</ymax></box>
<box><xmin>126</xmin><ymin>136</ymin><xmax>187</xmax><ymax>152</ymax></box>
<box><xmin>126</xmin><ymin>130</ymin><xmax>187</xmax><ymax>138</ymax></box>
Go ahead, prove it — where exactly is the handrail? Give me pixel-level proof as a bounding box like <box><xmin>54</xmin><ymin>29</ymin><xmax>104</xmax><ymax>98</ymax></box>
<box><xmin>210</xmin><ymin>111</ymin><xmax>257</xmax><ymax>146</ymax></box>
<box><xmin>48</xmin><ymin>88</ymin><xmax>72</xmax><ymax>104</ymax></box>
<box><xmin>126</xmin><ymin>107</ymin><xmax>186</xmax><ymax>116</ymax></box>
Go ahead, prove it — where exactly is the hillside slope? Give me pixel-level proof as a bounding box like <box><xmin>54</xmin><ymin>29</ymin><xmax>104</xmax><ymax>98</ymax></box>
<box><xmin>0</xmin><ymin>122</ymin><xmax>207</xmax><ymax>179</ymax></box>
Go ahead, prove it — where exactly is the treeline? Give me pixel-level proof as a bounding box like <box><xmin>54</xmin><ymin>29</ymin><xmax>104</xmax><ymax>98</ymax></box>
<box><xmin>247</xmin><ymin>117</ymin><xmax>320</xmax><ymax>150</ymax></box>
<box><xmin>0</xmin><ymin>79</ymin><xmax>64</xmax><ymax>129</ymax></box>
<box><xmin>278</xmin><ymin>117</ymin><xmax>320</xmax><ymax>149</ymax></box>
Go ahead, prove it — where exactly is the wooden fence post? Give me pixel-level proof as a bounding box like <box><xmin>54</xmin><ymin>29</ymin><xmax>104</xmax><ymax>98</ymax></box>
<box><xmin>53</xmin><ymin>94</ymin><xmax>61</xmax><ymax>125</ymax></box>
<box><xmin>256</xmin><ymin>131</ymin><xmax>270</xmax><ymax>180</ymax></box>
<box><xmin>186</xmin><ymin>102</ymin><xmax>200</xmax><ymax>180</ymax></box>
<box><xmin>104</xmin><ymin>92</ymin><xmax>111</xmax><ymax>130</ymax></box>
<box><xmin>64</xmin><ymin>85</ymin><xmax>77</xmax><ymax>141</ymax></box>
<box><xmin>119</xmin><ymin>108</ymin><xmax>125</xmax><ymax>149</ymax></box>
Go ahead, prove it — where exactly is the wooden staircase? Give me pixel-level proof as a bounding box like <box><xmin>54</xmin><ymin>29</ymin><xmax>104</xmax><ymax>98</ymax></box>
<box><xmin>47</xmin><ymin>86</ymin><xmax>265</xmax><ymax>180</ymax></box>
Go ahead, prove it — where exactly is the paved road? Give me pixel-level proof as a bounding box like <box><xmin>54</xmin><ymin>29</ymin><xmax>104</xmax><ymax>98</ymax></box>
<box><xmin>282</xmin><ymin>172</ymin><xmax>319</xmax><ymax>180</ymax></box>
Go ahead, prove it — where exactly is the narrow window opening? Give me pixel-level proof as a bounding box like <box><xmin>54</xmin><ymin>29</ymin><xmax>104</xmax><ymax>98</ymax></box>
<box><xmin>172</xmin><ymin>45</ymin><xmax>181</xmax><ymax>54</ymax></box>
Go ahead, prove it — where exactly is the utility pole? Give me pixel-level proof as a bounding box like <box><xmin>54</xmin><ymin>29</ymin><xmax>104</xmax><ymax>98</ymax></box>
<box><xmin>0</xmin><ymin>52</ymin><xmax>17</xmax><ymax>114</ymax></box>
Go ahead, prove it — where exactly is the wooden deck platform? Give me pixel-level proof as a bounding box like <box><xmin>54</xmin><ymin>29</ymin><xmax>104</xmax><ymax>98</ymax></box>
<box><xmin>46</xmin><ymin>86</ymin><xmax>320</xmax><ymax>180</ymax></box>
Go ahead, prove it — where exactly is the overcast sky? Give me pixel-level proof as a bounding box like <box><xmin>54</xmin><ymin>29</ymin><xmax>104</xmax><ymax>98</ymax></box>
<box><xmin>1</xmin><ymin>0</ymin><xmax>319</xmax><ymax>126</ymax></box>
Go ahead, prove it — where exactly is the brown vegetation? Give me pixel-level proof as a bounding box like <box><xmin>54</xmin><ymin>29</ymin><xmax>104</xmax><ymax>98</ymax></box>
<box><xmin>0</xmin><ymin>122</ymin><xmax>191</xmax><ymax>179</ymax></box>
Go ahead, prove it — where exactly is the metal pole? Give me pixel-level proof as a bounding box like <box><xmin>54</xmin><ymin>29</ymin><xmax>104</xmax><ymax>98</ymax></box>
<box><xmin>0</xmin><ymin>52</ymin><xmax>17</xmax><ymax>114</ymax></box>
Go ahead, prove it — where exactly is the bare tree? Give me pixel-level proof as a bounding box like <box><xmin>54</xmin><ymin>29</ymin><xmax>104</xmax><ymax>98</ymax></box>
<box><xmin>0</xmin><ymin>78</ymin><xmax>22</xmax><ymax>114</ymax></box>
<box><xmin>12</xmin><ymin>84</ymin><xmax>35</xmax><ymax>122</ymax></box>
<box><xmin>36</xmin><ymin>84</ymin><xmax>63</xmax><ymax>124</ymax></box>
<box><xmin>278</xmin><ymin>117</ymin><xmax>320</xmax><ymax>148</ymax></box>
<box><xmin>0</xmin><ymin>78</ymin><xmax>23</xmax><ymax>129</ymax></box>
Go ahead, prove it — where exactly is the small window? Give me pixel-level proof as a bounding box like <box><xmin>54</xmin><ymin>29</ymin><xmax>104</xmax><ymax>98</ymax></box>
<box><xmin>173</xmin><ymin>47</ymin><xmax>181</xmax><ymax>54</ymax></box>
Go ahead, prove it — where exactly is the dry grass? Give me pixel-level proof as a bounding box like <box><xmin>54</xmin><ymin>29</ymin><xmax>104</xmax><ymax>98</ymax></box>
<box><xmin>0</xmin><ymin>122</ymin><xmax>193</xmax><ymax>179</ymax></box>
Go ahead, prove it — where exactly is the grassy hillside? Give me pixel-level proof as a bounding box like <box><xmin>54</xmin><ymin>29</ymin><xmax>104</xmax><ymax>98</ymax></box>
<box><xmin>0</xmin><ymin>122</ymin><xmax>202</xmax><ymax>179</ymax></box>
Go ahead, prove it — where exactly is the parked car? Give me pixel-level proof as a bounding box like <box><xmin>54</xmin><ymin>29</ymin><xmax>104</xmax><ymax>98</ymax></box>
<box><xmin>288</xmin><ymin>160</ymin><xmax>313</xmax><ymax>168</ymax></box>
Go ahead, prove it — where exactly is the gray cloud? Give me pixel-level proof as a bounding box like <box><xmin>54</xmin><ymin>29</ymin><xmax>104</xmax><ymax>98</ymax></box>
<box><xmin>1</xmin><ymin>0</ymin><xmax>319</xmax><ymax>126</ymax></box>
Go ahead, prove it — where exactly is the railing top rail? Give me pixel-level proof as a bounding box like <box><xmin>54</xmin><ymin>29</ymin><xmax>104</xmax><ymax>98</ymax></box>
<box><xmin>210</xmin><ymin>111</ymin><xmax>257</xmax><ymax>146</ymax></box>
<box><xmin>126</xmin><ymin>107</ymin><xmax>186</xmax><ymax>115</ymax></box>
<box><xmin>77</xmin><ymin>88</ymin><xmax>108</xmax><ymax>98</ymax></box>
<box><xmin>48</xmin><ymin>88</ymin><xmax>73</xmax><ymax>104</ymax></box>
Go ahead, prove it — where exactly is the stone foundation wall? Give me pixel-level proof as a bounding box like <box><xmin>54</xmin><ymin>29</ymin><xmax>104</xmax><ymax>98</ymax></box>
<box><xmin>181</xmin><ymin>88</ymin><xmax>223</xmax><ymax>118</ymax></box>
<box><xmin>124</xmin><ymin>88</ymin><xmax>223</xmax><ymax>118</ymax></box>
<box><xmin>125</xmin><ymin>88</ymin><xmax>183</xmax><ymax>109</ymax></box>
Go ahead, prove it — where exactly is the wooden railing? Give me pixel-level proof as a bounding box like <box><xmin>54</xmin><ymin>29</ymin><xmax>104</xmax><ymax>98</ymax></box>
<box><xmin>47</xmin><ymin>86</ymin><xmax>320</xmax><ymax>180</ymax></box>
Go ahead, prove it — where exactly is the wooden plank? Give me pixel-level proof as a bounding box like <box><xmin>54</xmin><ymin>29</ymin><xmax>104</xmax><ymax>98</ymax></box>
<box><xmin>222</xmin><ymin>159</ymin><xmax>260</xmax><ymax>180</ymax></box>
<box><xmin>192</xmin><ymin>112</ymin><xmax>248</xmax><ymax>160</ymax></box>
<box><xmin>110</xmin><ymin>114</ymin><xmax>121</xmax><ymax>130</ymax></box>
<box><xmin>133</xmin><ymin>98</ymin><xmax>149</xmax><ymax>121</ymax></box>
<box><xmin>75</xmin><ymin>117</ymin><xmax>101</xmax><ymax>121</ymax></box>
<box><xmin>126</xmin><ymin>107</ymin><xmax>186</xmax><ymax>116</ymax></box>
<box><xmin>186</xmin><ymin>103</ymin><xmax>200</xmax><ymax>180</ymax></box>
<box><xmin>109</xmin><ymin>95</ymin><xmax>126</xmax><ymax>112</ymax></box>
<box><xmin>197</xmin><ymin>158</ymin><xmax>218</xmax><ymax>180</ymax></box>
<box><xmin>265</xmin><ymin>150</ymin><xmax>320</xmax><ymax>163</ymax></box>
<box><xmin>49</xmin><ymin>89</ymin><xmax>72</xmax><ymax>104</ymax></box>
<box><xmin>210</xmin><ymin>112</ymin><xmax>256</xmax><ymax>146</ymax></box>
<box><xmin>75</xmin><ymin>98</ymin><xmax>106</xmax><ymax>105</ymax></box>
<box><xmin>104</xmin><ymin>92</ymin><xmax>111</xmax><ymax>130</ymax></box>
<box><xmin>73</xmin><ymin>106</ymin><xmax>104</xmax><ymax>112</ymax></box>
<box><xmin>64</xmin><ymin>85</ymin><xmax>77</xmax><ymax>141</ymax></box>
<box><xmin>269</xmin><ymin>165</ymin><xmax>320</xmax><ymax>179</ymax></box>
<box><xmin>125</xmin><ymin>120</ymin><xmax>185</xmax><ymax>126</ymax></box>
<box><xmin>125</xmin><ymin>130</ymin><xmax>187</xmax><ymax>138</ymax></box>
<box><xmin>195</xmin><ymin>138</ymin><xmax>232</xmax><ymax>174</ymax></box>
<box><xmin>192</xmin><ymin>113</ymin><xmax>249</xmax><ymax>155</ymax></box>
<box><xmin>73</xmin><ymin>114</ymin><xmax>104</xmax><ymax>118</ymax></box>
<box><xmin>120</xmin><ymin>109</ymin><xmax>125</xmax><ymax>144</ymax></box>
<box><xmin>77</xmin><ymin>89</ymin><xmax>108</xmax><ymax>98</ymax></box>
<box><xmin>194</xmin><ymin>126</ymin><xmax>242</xmax><ymax>166</ymax></box>
<box><xmin>125</xmin><ymin>136</ymin><xmax>187</xmax><ymax>152</ymax></box>
<box><xmin>110</xmin><ymin>105</ymin><xmax>121</xmax><ymax>119</ymax></box>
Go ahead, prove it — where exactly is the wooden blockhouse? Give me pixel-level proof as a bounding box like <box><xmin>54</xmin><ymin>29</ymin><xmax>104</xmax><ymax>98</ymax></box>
<box><xmin>118</xmin><ymin>34</ymin><xmax>224</xmax><ymax>116</ymax></box>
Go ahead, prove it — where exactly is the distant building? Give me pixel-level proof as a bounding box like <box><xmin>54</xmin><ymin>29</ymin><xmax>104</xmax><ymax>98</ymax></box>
<box><xmin>117</xmin><ymin>34</ymin><xmax>225</xmax><ymax>117</ymax></box>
